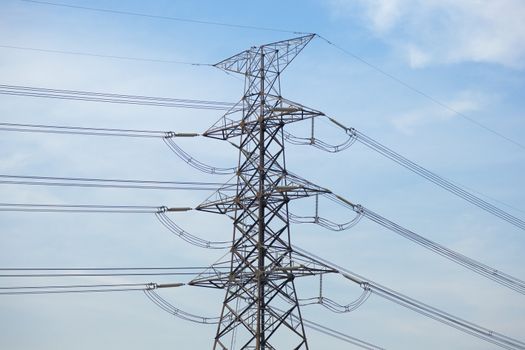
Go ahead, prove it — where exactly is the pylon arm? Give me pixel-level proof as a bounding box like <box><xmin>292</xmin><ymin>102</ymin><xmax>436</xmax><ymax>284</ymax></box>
<box><xmin>204</xmin><ymin>96</ymin><xmax>325</xmax><ymax>141</ymax></box>
<box><xmin>196</xmin><ymin>183</ymin><xmax>330</xmax><ymax>215</ymax></box>
<box><xmin>214</xmin><ymin>34</ymin><xmax>315</xmax><ymax>75</ymax></box>
<box><xmin>189</xmin><ymin>253</ymin><xmax>338</xmax><ymax>290</ymax></box>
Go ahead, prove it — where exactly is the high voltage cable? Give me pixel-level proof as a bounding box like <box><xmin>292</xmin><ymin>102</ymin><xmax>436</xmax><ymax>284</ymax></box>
<box><xmin>302</xmin><ymin>318</ymin><xmax>384</xmax><ymax>350</ymax></box>
<box><xmin>19</xmin><ymin>0</ymin><xmax>309</xmax><ymax>35</ymax></box>
<box><xmin>0</xmin><ymin>281</ymin><xmax>185</xmax><ymax>295</ymax></box>
<box><xmin>0</xmin><ymin>203</ymin><xmax>166</xmax><ymax>213</ymax></box>
<box><xmin>0</xmin><ymin>121</ymin><xmax>238</xmax><ymax>176</ymax></box>
<box><xmin>354</xmin><ymin>128</ymin><xmax>525</xmax><ymax>229</ymax></box>
<box><xmin>155</xmin><ymin>211</ymin><xmax>231</xmax><ymax>249</ymax></box>
<box><xmin>4</xmin><ymin>4</ymin><xmax>522</xmax><ymax>345</ymax></box>
<box><xmin>0</xmin><ymin>120</ymin><xmax>213</xmax><ymax>174</ymax></box>
<box><xmin>140</xmin><ymin>184</ymin><xmax>525</xmax><ymax>297</ymax></box>
<box><xmin>13</xmin><ymin>1</ymin><xmax>522</xmax><ymax>150</ymax></box>
<box><xmin>141</xmin><ymin>128</ymin><xmax>525</xmax><ymax>233</ymax></box>
<box><xmin>6</xmin><ymin>115</ymin><xmax>512</xmax><ymax>229</ymax></box>
<box><xmin>0</xmin><ymin>84</ymin><xmax>235</xmax><ymax>110</ymax></box>
<box><xmin>1</xmin><ymin>265</ymin><xmax>384</xmax><ymax>349</ymax></box>
<box><xmin>315</xmin><ymin>191</ymin><xmax>525</xmax><ymax>295</ymax></box>
<box><xmin>144</xmin><ymin>289</ymin><xmax>222</xmax><ymax>325</ymax></box>
<box><xmin>0</xmin><ymin>267</ymin><xmax>221</xmax><ymax>271</ymax></box>
<box><xmin>360</xmin><ymin>205</ymin><xmax>525</xmax><ymax>294</ymax></box>
<box><xmin>0</xmin><ymin>44</ymin><xmax>210</xmax><ymax>66</ymax></box>
<box><xmin>328</xmin><ymin>117</ymin><xmax>525</xmax><ymax>231</ymax></box>
<box><xmin>316</xmin><ymin>36</ymin><xmax>525</xmax><ymax>151</ymax></box>
<box><xmin>273</xmin><ymin>306</ymin><xmax>385</xmax><ymax>350</ymax></box>
<box><xmin>298</xmin><ymin>291</ymin><xmax>371</xmax><ymax>314</ymax></box>
<box><xmin>0</xmin><ymin>266</ymin><xmax>229</xmax><ymax>277</ymax></box>
<box><xmin>0</xmin><ymin>272</ymin><xmax>219</xmax><ymax>277</ymax></box>
<box><xmin>293</xmin><ymin>247</ymin><xmax>525</xmax><ymax>350</ymax></box>
<box><xmin>0</xmin><ymin>283</ymin><xmax>149</xmax><ymax>290</ymax></box>
<box><xmin>0</xmin><ymin>84</ymin><xmax>234</xmax><ymax>105</ymax></box>
<box><xmin>163</xmin><ymin>138</ymin><xmax>237</xmax><ymax>175</ymax></box>
<box><xmin>0</xmin><ymin>282</ymin><xmax>152</xmax><ymax>295</ymax></box>
<box><xmin>144</xmin><ymin>288</ymin><xmax>385</xmax><ymax>349</ymax></box>
<box><xmin>0</xmin><ymin>267</ymin><xmax>228</xmax><ymax>278</ymax></box>
<box><xmin>0</xmin><ymin>202</ymin><xmax>230</xmax><ymax>250</ymax></box>
<box><xmin>2</xmin><ymin>283</ymin><xmax>184</xmax><ymax>289</ymax></box>
<box><xmin>0</xmin><ymin>121</ymin><xmax>174</xmax><ymax>138</ymax></box>
<box><xmin>0</xmin><ymin>174</ymin><xmax>234</xmax><ymax>191</ymax></box>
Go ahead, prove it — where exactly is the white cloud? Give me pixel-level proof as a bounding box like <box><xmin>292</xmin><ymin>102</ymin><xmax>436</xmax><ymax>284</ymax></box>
<box><xmin>364</xmin><ymin>0</ymin><xmax>406</xmax><ymax>33</ymax></box>
<box><xmin>406</xmin><ymin>44</ymin><xmax>430</xmax><ymax>68</ymax></box>
<box><xmin>390</xmin><ymin>90</ymin><xmax>484</xmax><ymax>134</ymax></box>
<box><xmin>328</xmin><ymin>0</ymin><xmax>525</xmax><ymax>69</ymax></box>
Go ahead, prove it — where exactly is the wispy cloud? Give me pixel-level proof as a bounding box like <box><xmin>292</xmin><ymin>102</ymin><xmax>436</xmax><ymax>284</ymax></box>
<box><xmin>390</xmin><ymin>90</ymin><xmax>486</xmax><ymax>134</ymax></box>
<box><xmin>327</xmin><ymin>0</ymin><xmax>525</xmax><ymax>69</ymax></box>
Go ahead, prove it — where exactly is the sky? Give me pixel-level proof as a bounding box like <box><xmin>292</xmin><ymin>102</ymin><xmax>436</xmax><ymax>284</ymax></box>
<box><xmin>0</xmin><ymin>0</ymin><xmax>524</xmax><ymax>349</ymax></box>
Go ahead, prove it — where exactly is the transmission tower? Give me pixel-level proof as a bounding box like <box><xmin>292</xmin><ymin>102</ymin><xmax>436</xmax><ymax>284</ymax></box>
<box><xmin>190</xmin><ymin>35</ymin><xmax>335</xmax><ymax>349</ymax></box>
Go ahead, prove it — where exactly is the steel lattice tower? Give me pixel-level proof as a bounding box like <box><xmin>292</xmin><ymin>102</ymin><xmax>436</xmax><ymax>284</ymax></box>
<box><xmin>191</xmin><ymin>35</ymin><xmax>334</xmax><ymax>349</ymax></box>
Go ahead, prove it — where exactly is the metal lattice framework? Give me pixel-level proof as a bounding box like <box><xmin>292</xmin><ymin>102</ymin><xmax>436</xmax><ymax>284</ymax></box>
<box><xmin>190</xmin><ymin>35</ymin><xmax>336</xmax><ymax>349</ymax></box>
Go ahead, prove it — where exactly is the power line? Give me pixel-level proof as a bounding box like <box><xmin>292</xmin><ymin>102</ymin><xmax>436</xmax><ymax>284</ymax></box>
<box><xmin>0</xmin><ymin>272</ymin><xmax>222</xmax><ymax>277</ymax></box>
<box><xmin>318</xmin><ymin>192</ymin><xmax>525</xmax><ymax>295</ymax></box>
<box><xmin>13</xmin><ymin>2</ymin><xmax>522</xmax><ymax>150</ymax></box>
<box><xmin>0</xmin><ymin>282</ymin><xmax>152</xmax><ymax>295</ymax></box>
<box><xmin>0</xmin><ymin>84</ymin><xmax>236</xmax><ymax>110</ymax></box>
<box><xmin>147</xmin><ymin>118</ymin><xmax>525</xmax><ymax>233</ymax></box>
<box><xmin>144</xmin><ymin>287</ymin><xmax>385</xmax><ymax>349</ymax></box>
<box><xmin>0</xmin><ymin>266</ymin><xmax>229</xmax><ymax>277</ymax></box>
<box><xmin>287</xmin><ymin>116</ymin><xmax>524</xmax><ymax>224</ymax></box>
<box><xmin>0</xmin><ymin>121</ymin><xmax>172</xmax><ymax>138</ymax></box>
<box><xmin>293</xmin><ymin>247</ymin><xmax>525</xmax><ymax>350</ymax></box>
<box><xmin>316</xmin><ymin>35</ymin><xmax>525</xmax><ymax>151</ymax></box>
<box><xmin>0</xmin><ymin>283</ymin><xmax>149</xmax><ymax>290</ymax></box>
<box><xmin>164</xmin><ymin>138</ymin><xmax>237</xmax><ymax>175</ymax></box>
<box><xmin>0</xmin><ymin>44</ymin><xmax>209</xmax><ymax>66</ymax></box>
<box><xmin>297</xmin><ymin>314</ymin><xmax>384</xmax><ymax>350</ymax></box>
<box><xmin>0</xmin><ymin>281</ymin><xmax>183</xmax><ymax>295</ymax></box>
<box><xmin>0</xmin><ymin>203</ymin><xmax>167</xmax><ymax>213</ymax></box>
<box><xmin>12</xmin><ymin>2</ymin><xmax>524</xmax><ymax>151</ymax></box>
<box><xmin>0</xmin><ymin>84</ymin><xmax>234</xmax><ymax>105</ymax></box>
<box><xmin>0</xmin><ymin>120</ymin><xmax>238</xmax><ymax>177</ymax></box>
<box><xmin>0</xmin><ymin>174</ymin><xmax>234</xmax><ymax>191</ymax></box>
<box><xmin>0</xmin><ymin>121</ymin><xmax>237</xmax><ymax>176</ymax></box>
<box><xmin>0</xmin><ymin>267</ymin><xmax>220</xmax><ymax>270</ymax></box>
<box><xmin>155</xmin><ymin>210</ymin><xmax>231</xmax><ymax>249</ymax></box>
<box><xmin>138</xmin><ymin>177</ymin><xmax>525</xmax><ymax>297</ymax></box>
<box><xmin>0</xmin><ymin>268</ymin><xmax>227</xmax><ymax>278</ymax></box>
<box><xmin>19</xmin><ymin>0</ymin><xmax>309</xmax><ymax>35</ymax></box>
<box><xmin>2</xmin><ymin>25</ymin><xmax>520</xmax><ymax>348</ymax></box>
<box><xmin>327</xmin><ymin>117</ymin><xmax>525</xmax><ymax>231</ymax></box>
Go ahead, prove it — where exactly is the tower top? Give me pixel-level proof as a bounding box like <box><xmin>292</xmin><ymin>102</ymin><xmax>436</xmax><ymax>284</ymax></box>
<box><xmin>214</xmin><ymin>34</ymin><xmax>315</xmax><ymax>75</ymax></box>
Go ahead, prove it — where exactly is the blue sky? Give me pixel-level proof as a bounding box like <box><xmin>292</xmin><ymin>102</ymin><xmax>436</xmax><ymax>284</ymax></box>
<box><xmin>1</xmin><ymin>1</ymin><xmax>524</xmax><ymax>349</ymax></box>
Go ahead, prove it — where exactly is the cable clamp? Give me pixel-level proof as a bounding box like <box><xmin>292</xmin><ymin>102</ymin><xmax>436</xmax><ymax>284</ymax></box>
<box><xmin>345</xmin><ymin>127</ymin><xmax>357</xmax><ymax>137</ymax></box>
<box><xmin>146</xmin><ymin>283</ymin><xmax>158</xmax><ymax>290</ymax></box>
<box><xmin>164</xmin><ymin>131</ymin><xmax>175</xmax><ymax>138</ymax></box>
